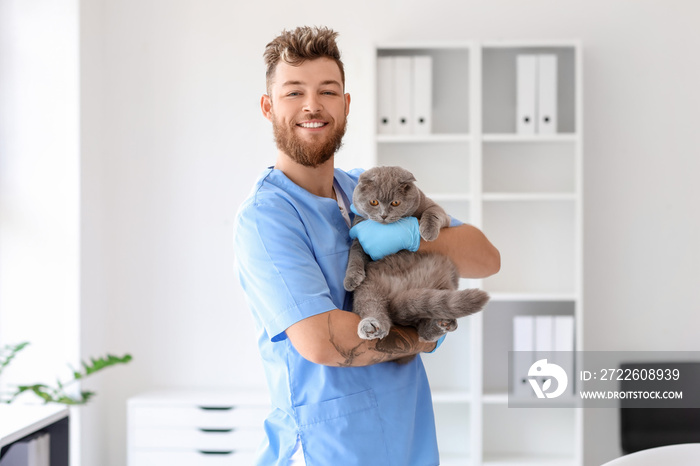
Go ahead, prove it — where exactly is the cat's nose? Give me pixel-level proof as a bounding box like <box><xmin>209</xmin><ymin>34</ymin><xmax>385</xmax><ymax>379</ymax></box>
<box><xmin>381</xmin><ymin>214</ymin><xmax>388</xmax><ymax>220</ymax></box>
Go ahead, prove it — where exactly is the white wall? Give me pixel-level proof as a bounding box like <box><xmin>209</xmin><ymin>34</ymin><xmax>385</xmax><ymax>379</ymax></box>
<box><xmin>0</xmin><ymin>0</ymin><xmax>82</xmax><ymax>464</ymax></box>
<box><xmin>2</xmin><ymin>0</ymin><xmax>699</xmax><ymax>465</ymax></box>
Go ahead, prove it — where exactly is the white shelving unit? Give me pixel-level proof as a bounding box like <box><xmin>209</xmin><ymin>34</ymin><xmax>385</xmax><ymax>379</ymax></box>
<box><xmin>374</xmin><ymin>41</ymin><xmax>583</xmax><ymax>466</ymax></box>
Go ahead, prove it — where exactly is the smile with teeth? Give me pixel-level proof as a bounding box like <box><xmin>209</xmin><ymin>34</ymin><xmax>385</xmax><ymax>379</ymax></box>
<box><xmin>298</xmin><ymin>121</ymin><xmax>328</xmax><ymax>128</ymax></box>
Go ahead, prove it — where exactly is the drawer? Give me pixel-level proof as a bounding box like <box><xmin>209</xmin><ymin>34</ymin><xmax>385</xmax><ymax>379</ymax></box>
<box><xmin>131</xmin><ymin>427</ymin><xmax>262</xmax><ymax>450</ymax></box>
<box><xmin>129</xmin><ymin>405</ymin><xmax>268</xmax><ymax>428</ymax></box>
<box><xmin>131</xmin><ymin>449</ymin><xmax>257</xmax><ymax>466</ymax></box>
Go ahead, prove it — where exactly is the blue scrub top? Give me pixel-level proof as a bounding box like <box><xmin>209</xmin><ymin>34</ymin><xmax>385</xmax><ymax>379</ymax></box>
<box><xmin>233</xmin><ymin>168</ymin><xmax>439</xmax><ymax>466</ymax></box>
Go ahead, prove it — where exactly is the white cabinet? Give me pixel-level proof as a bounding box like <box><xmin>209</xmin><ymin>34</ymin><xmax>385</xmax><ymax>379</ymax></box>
<box><xmin>374</xmin><ymin>41</ymin><xmax>583</xmax><ymax>466</ymax></box>
<box><xmin>127</xmin><ymin>389</ymin><xmax>269</xmax><ymax>466</ymax></box>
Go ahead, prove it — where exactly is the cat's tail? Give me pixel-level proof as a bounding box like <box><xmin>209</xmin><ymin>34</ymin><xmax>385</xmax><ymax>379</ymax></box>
<box><xmin>391</xmin><ymin>288</ymin><xmax>490</xmax><ymax>320</ymax></box>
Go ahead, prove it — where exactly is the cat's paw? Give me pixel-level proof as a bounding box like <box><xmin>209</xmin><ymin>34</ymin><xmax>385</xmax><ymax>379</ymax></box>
<box><xmin>417</xmin><ymin>318</ymin><xmax>454</xmax><ymax>342</ymax></box>
<box><xmin>358</xmin><ymin>317</ymin><xmax>389</xmax><ymax>340</ymax></box>
<box><xmin>418</xmin><ymin>217</ymin><xmax>441</xmax><ymax>241</ymax></box>
<box><xmin>343</xmin><ymin>269</ymin><xmax>366</xmax><ymax>291</ymax></box>
<box><xmin>437</xmin><ymin>319</ymin><xmax>458</xmax><ymax>333</ymax></box>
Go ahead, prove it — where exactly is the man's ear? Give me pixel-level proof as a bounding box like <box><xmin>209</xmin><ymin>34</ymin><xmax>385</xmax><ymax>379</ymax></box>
<box><xmin>345</xmin><ymin>93</ymin><xmax>351</xmax><ymax>116</ymax></box>
<box><xmin>261</xmin><ymin>94</ymin><xmax>273</xmax><ymax>122</ymax></box>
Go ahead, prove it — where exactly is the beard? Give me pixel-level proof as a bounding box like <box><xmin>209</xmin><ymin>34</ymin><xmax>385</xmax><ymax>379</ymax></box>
<box><xmin>271</xmin><ymin>111</ymin><xmax>347</xmax><ymax>168</ymax></box>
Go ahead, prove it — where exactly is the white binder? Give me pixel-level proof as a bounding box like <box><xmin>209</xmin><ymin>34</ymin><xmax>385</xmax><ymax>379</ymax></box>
<box><xmin>512</xmin><ymin>315</ymin><xmax>535</xmax><ymax>398</ymax></box>
<box><xmin>377</xmin><ymin>56</ymin><xmax>396</xmax><ymax>134</ymax></box>
<box><xmin>412</xmin><ymin>55</ymin><xmax>433</xmax><ymax>135</ymax></box>
<box><xmin>537</xmin><ymin>54</ymin><xmax>558</xmax><ymax>134</ymax></box>
<box><xmin>513</xmin><ymin>315</ymin><xmax>534</xmax><ymax>352</ymax></box>
<box><xmin>516</xmin><ymin>54</ymin><xmax>538</xmax><ymax>134</ymax></box>
<box><xmin>393</xmin><ymin>56</ymin><xmax>414</xmax><ymax>135</ymax></box>
<box><xmin>553</xmin><ymin>315</ymin><xmax>575</xmax><ymax>395</ymax></box>
<box><xmin>553</xmin><ymin>315</ymin><xmax>574</xmax><ymax>352</ymax></box>
<box><xmin>534</xmin><ymin>315</ymin><xmax>554</xmax><ymax>354</ymax></box>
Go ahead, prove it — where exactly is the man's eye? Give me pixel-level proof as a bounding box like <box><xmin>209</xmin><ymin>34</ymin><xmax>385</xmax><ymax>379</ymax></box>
<box><xmin>369</xmin><ymin>200</ymin><xmax>379</xmax><ymax>206</ymax></box>
<box><xmin>391</xmin><ymin>200</ymin><xmax>401</xmax><ymax>207</ymax></box>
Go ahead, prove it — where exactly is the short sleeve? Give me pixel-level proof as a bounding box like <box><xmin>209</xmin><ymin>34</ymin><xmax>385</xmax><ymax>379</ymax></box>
<box><xmin>233</xmin><ymin>195</ymin><xmax>338</xmax><ymax>342</ymax></box>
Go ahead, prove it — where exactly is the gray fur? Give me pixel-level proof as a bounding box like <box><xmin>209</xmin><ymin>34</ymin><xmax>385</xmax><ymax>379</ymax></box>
<box><xmin>344</xmin><ymin>166</ymin><xmax>490</xmax><ymax>350</ymax></box>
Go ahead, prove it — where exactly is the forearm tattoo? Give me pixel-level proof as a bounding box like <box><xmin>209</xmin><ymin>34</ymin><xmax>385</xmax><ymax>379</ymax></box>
<box><xmin>327</xmin><ymin>318</ymin><xmax>367</xmax><ymax>367</ymax></box>
<box><xmin>327</xmin><ymin>314</ymin><xmax>424</xmax><ymax>366</ymax></box>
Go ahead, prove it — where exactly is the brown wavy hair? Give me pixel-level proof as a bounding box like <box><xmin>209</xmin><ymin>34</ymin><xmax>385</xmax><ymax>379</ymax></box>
<box><xmin>263</xmin><ymin>26</ymin><xmax>345</xmax><ymax>95</ymax></box>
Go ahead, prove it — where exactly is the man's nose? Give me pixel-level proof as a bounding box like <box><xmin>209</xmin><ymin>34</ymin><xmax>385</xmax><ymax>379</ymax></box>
<box><xmin>303</xmin><ymin>94</ymin><xmax>323</xmax><ymax>113</ymax></box>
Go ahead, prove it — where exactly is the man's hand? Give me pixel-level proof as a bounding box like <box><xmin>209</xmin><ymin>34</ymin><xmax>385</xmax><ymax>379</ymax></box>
<box><xmin>349</xmin><ymin>211</ymin><xmax>421</xmax><ymax>261</ymax></box>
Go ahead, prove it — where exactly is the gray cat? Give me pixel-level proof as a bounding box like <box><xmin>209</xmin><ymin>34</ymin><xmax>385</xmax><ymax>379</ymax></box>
<box><xmin>344</xmin><ymin>166</ymin><xmax>490</xmax><ymax>353</ymax></box>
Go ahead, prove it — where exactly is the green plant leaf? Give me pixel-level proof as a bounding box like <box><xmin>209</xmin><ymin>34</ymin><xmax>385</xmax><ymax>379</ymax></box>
<box><xmin>80</xmin><ymin>354</ymin><xmax>132</xmax><ymax>377</ymax></box>
<box><xmin>0</xmin><ymin>342</ymin><xmax>30</xmax><ymax>377</ymax></box>
<box><xmin>2</xmin><ymin>346</ymin><xmax>132</xmax><ymax>406</ymax></box>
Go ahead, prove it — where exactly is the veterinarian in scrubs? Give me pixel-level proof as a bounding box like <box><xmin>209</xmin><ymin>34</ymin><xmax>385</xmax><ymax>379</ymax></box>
<box><xmin>233</xmin><ymin>26</ymin><xmax>500</xmax><ymax>466</ymax></box>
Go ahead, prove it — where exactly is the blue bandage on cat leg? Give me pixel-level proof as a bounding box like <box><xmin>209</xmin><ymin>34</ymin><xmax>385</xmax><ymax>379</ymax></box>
<box><xmin>427</xmin><ymin>334</ymin><xmax>446</xmax><ymax>354</ymax></box>
<box><xmin>349</xmin><ymin>216</ymin><xmax>421</xmax><ymax>260</ymax></box>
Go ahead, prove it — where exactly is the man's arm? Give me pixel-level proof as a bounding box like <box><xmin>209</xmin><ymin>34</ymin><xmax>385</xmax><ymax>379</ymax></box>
<box><xmin>349</xmin><ymin>219</ymin><xmax>499</xmax><ymax>279</ymax></box>
<box><xmin>286</xmin><ymin>309</ymin><xmax>436</xmax><ymax>367</ymax></box>
<box><xmin>287</xmin><ymin>224</ymin><xmax>500</xmax><ymax>366</ymax></box>
<box><xmin>419</xmin><ymin>224</ymin><xmax>500</xmax><ymax>278</ymax></box>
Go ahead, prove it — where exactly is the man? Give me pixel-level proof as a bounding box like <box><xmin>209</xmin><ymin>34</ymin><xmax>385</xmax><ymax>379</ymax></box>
<box><xmin>233</xmin><ymin>26</ymin><xmax>500</xmax><ymax>466</ymax></box>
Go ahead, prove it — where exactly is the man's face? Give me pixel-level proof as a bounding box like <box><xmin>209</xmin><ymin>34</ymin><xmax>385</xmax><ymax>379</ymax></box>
<box><xmin>262</xmin><ymin>57</ymin><xmax>351</xmax><ymax>167</ymax></box>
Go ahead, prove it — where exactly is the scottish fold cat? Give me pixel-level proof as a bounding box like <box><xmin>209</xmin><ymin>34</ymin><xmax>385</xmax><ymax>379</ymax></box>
<box><xmin>344</xmin><ymin>166</ymin><xmax>490</xmax><ymax>354</ymax></box>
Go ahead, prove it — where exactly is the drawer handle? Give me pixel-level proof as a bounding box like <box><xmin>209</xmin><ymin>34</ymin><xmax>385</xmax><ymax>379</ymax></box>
<box><xmin>198</xmin><ymin>406</ymin><xmax>234</xmax><ymax>411</ymax></box>
<box><xmin>199</xmin><ymin>428</ymin><xmax>234</xmax><ymax>433</ymax></box>
<box><xmin>197</xmin><ymin>450</ymin><xmax>235</xmax><ymax>455</ymax></box>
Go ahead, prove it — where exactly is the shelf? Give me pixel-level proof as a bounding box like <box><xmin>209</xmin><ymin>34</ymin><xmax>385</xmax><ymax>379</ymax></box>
<box><xmin>378</xmin><ymin>133</ymin><xmax>579</xmax><ymax>144</ymax></box>
<box><xmin>482</xmin><ymin>134</ymin><xmax>578</xmax><ymax>143</ymax></box>
<box><xmin>377</xmin><ymin>141</ymin><xmax>472</xmax><ymax>195</ymax></box>
<box><xmin>487</xmin><ymin>292</ymin><xmax>578</xmax><ymax>302</ymax></box>
<box><xmin>483</xmin><ymin>193</ymin><xmax>576</xmax><ymax>202</ymax></box>
<box><xmin>482</xmin><ymin>46</ymin><xmax>577</xmax><ymax>134</ymax></box>
<box><xmin>374</xmin><ymin>40</ymin><xmax>582</xmax><ymax>466</ymax></box>
<box><xmin>481</xmin><ymin>392</ymin><xmax>578</xmax><ymax>407</ymax></box>
<box><xmin>427</xmin><ymin>193</ymin><xmax>472</xmax><ymax>202</ymax></box>
<box><xmin>440</xmin><ymin>453</ymin><xmax>474</xmax><ymax>466</ymax></box>
<box><xmin>481</xmin><ymin>40</ymin><xmax>581</xmax><ymax>49</ymax></box>
<box><xmin>481</xmin><ymin>392</ymin><xmax>509</xmax><ymax>404</ymax></box>
<box><xmin>432</xmin><ymin>389</ymin><xmax>472</xmax><ymax>404</ymax></box>
<box><xmin>377</xmin><ymin>133</ymin><xmax>472</xmax><ymax>143</ymax></box>
<box><xmin>482</xmin><ymin>201</ymin><xmax>576</xmax><ymax>295</ymax></box>
<box><xmin>483</xmin><ymin>454</ymin><xmax>577</xmax><ymax>466</ymax></box>
<box><xmin>377</xmin><ymin>41</ymin><xmax>475</xmax><ymax>50</ymax></box>
<box><xmin>483</xmin><ymin>405</ymin><xmax>576</xmax><ymax>462</ymax></box>
<box><xmin>482</xmin><ymin>300</ymin><xmax>577</xmax><ymax>395</ymax></box>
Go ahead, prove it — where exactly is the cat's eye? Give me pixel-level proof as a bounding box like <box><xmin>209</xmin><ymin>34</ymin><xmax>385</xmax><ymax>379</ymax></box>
<box><xmin>391</xmin><ymin>200</ymin><xmax>401</xmax><ymax>207</ymax></box>
<box><xmin>369</xmin><ymin>200</ymin><xmax>379</xmax><ymax>206</ymax></box>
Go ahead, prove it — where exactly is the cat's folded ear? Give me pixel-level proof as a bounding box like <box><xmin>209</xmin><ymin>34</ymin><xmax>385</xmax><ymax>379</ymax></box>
<box><xmin>393</xmin><ymin>166</ymin><xmax>417</xmax><ymax>185</ymax></box>
<box><xmin>358</xmin><ymin>169</ymin><xmax>377</xmax><ymax>185</ymax></box>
